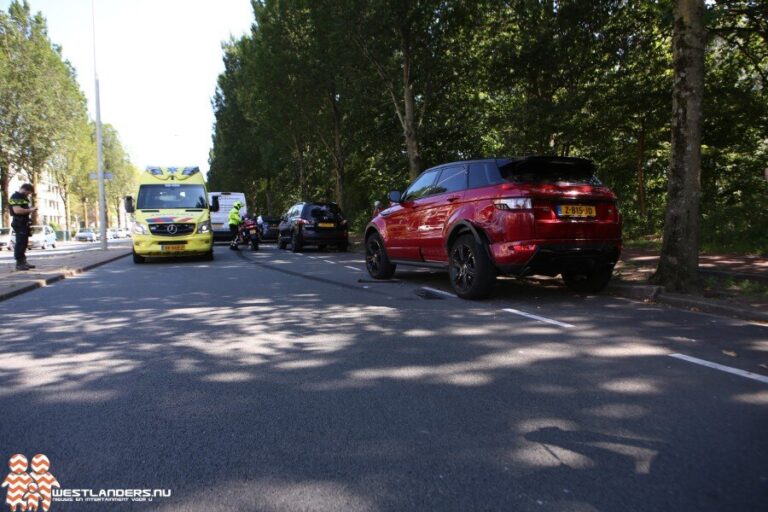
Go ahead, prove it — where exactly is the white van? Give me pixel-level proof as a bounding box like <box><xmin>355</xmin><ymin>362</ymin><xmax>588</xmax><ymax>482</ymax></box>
<box><xmin>208</xmin><ymin>192</ymin><xmax>247</xmax><ymax>241</ymax></box>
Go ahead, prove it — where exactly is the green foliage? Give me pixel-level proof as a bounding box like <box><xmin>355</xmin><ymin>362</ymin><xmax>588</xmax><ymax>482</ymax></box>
<box><xmin>208</xmin><ymin>0</ymin><xmax>766</xmax><ymax>253</ymax></box>
<box><xmin>0</xmin><ymin>1</ymin><xmax>135</xmax><ymax>232</ymax></box>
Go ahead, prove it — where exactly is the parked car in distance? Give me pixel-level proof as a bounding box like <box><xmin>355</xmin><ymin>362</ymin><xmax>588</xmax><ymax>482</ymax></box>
<box><xmin>258</xmin><ymin>215</ymin><xmax>281</xmax><ymax>241</ymax></box>
<box><xmin>365</xmin><ymin>156</ymin><xmax>622</xmax><ymax>299</ymax></box>
<box><xmin>28</xmin><ymin>225</ymin><xmax>57</xmax><ymax>249</ymax></box>
<box><xmin>277</xmin><ymin>202</ymin><xmax>349</xmax><ymax>252</ymax></box>
<box><xmin>0</xmin><ymin>228</ymin><xmax>11</xmax><ymax>250</ymax></box>
<box><xmin>75</xmin><ymin>228</ymin><xmax>98</xmax><ymax>242</ymax></box>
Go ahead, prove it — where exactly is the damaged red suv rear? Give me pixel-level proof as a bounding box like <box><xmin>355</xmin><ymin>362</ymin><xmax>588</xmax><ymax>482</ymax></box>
<box><xmin>365</xmin><ymin>156</ymin><xmax>622</xmax><ymax>299</ymax></box>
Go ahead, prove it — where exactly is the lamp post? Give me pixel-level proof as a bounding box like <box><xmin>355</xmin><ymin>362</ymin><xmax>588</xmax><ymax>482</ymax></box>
<box><xmin>92</xmin><ymin>0</ymin><xmax>107</xmax><ymax>250</ymax></box>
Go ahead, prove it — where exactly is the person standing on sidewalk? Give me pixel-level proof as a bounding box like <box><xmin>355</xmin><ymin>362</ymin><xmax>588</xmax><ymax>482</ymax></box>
<box><xmin>228</xmin><ymin>200</ymin><xmax>244</xmax><ymax>250</ymax></box>
<box><xmin>8</xmin><ymin>183</ymin><xmax>37</xmax><ymax>271</ymax></box>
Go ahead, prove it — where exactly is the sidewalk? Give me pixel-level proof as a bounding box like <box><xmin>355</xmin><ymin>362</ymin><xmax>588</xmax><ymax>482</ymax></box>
<box><xmin>0</xmin><ymin>246</ymin><xmax>131</xmax><ymax>302</ymax></box>
<box><xmin>613</xmin><ymin>248</ymin><xmax>768</xmax><ymax>322</ymax></box>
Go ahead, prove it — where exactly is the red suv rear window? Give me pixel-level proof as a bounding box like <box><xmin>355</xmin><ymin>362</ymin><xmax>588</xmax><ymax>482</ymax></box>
<box><xmin>500</xmin><ymin>158</ymin><xmax>602</xmax><ymax>186</ymax></box>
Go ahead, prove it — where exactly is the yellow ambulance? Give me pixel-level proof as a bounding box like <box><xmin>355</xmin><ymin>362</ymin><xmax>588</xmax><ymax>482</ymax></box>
<box><xmin>125</xmin><ymin>166</ymin><xmax>219</xmax><ymax>263</ymax></box>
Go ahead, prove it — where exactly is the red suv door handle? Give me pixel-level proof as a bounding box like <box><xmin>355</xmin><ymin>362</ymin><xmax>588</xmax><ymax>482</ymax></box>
<box><xmin>447</xmin><ymin>196</ymin><xmax>460</xmax><ymax>202</ymax></box>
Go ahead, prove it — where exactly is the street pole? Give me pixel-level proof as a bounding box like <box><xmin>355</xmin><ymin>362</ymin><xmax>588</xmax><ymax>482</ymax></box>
<box><xmin>93</xmin><ymin>0</ymin><xmax>107</xmax><ymax>250</ymax></box>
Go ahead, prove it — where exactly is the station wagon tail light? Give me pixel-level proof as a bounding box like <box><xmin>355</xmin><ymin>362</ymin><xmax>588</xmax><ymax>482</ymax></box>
<box><xmin>494</xmin><ymin>198</ymin><xmax>532</xmax><ymax>210</ymax></box>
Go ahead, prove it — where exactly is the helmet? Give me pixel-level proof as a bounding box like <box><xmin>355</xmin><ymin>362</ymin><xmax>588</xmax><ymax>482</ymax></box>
<box><xmin>233</xmin><ymin>201</ymin><xmax>242</xmax><ymax>209</ymax></box>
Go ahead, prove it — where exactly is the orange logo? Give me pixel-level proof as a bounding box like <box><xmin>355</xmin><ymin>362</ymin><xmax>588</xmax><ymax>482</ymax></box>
<box><xmin>2</xmin><ymin>455</ymin><xmax>59</xmax><ymax>512</ymax></box>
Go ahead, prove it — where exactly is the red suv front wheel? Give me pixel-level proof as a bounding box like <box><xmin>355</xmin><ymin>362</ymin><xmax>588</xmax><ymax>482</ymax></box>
<box><xmin>366</xmin><ymin>232</ymin><xmax>396</xmax><ymax>279</ymax></box>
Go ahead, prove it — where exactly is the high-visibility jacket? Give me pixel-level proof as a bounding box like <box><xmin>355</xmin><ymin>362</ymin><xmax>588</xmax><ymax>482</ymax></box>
<box><xmin>228</xmin><ymin>205</ymin><xmax>242</xmax><ymax>226</ymax></box>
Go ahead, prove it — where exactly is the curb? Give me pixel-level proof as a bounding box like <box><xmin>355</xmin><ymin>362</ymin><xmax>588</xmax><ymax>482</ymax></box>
<box><xmin>608</xmin><ymin>282</ymin><xmax>663</xmax><ymax>302</ymax></box>
<box><xmin>608</xmin><ymin>280</ymin><xmax>767</xmax><ymax>323</ymax></box>
<box><xmin>654</xmin><ymin>293</ymin><xmax>768</xmax><ymax>323</ymax></box>
<box><xmin>0</xmin><ymin>251</ymin><xmax>131</xmax><ymax>303</ymax></box>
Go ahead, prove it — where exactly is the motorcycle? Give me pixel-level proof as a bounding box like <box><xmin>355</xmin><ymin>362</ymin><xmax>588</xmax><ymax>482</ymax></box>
<box><xmin>238</xmin><ymin>217</ymin><xmax>260</xmax><ymax>251</ymax></box>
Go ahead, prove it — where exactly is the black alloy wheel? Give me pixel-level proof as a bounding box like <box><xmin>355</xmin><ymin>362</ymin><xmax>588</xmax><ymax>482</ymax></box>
<box><xmin>562</xmin><ymin>267</ymin><xmax>614</xmax><ymax>294</ymax></box>
<box><xmin>365</xmin><ymin>233</ymin><xmax>395</xmax><ymax>279</ymax></box>
<box><xmin>448</xmin><ymin>234</ymin><xmax>495</xmax><ymax>299</ymax></box>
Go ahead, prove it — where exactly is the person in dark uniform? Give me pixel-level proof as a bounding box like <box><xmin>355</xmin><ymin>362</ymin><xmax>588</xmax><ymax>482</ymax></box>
<box><xmin>8</xmin><ymin>183</ymin><xmax>37</xmax><ymax>271</ymax></box>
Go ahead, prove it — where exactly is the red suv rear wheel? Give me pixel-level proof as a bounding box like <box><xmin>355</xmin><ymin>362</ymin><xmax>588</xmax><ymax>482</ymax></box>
<box><xmin>448</xmin><ymin>234</ymin><xmax>495</xmax><ymax>299</ymax></box>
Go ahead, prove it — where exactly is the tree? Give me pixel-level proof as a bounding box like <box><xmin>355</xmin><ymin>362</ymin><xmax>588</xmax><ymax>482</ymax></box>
<box><xmin>652</xmin><ymin>0</ymin><xmax>706</xmax><ymax>292</ymax></box>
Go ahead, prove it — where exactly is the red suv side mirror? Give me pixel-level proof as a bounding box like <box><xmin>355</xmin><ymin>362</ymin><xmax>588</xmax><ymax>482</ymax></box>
<box><xmin>388</xmin><ymin>191</ymin><xmax>402</xmax><ymax>203</ymax></box>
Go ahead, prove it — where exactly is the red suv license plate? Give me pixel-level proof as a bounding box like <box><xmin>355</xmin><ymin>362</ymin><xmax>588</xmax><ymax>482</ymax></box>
<box><xmin>558</xmin><ymin>205</ymin><xmax>596</xmax><ymax>217</ymax></box>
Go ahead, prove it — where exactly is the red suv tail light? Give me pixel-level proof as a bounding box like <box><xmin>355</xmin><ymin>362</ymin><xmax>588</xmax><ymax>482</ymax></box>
<box><xmin>493</xmin><ymin>198</ymin><xmax>532</xmax><ymax>210</ymax></box>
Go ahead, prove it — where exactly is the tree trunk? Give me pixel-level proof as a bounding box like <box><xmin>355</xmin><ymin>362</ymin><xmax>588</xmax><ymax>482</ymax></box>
<box><xmin>401</xmin><ymin>26</ymin><xmax>422</xmax><ymax>180</ymax></box>
<box><xmin>0</xmin><ymin>163</ymin><xmax>8</xmax><ymax>228</ymax></box>
<box><xmin>265</xmin><ymin>173</ymin><xmax>272</xmax><ymax>215</ymax></box>
<box><xmin>636</xmin><ymin>125</ymin><xmax>647</xmax><ymax>229</ymax></box>
<box><xmin>651</xmin><ymin>0</ymin><xmax>705</xmax><ymax>293</ymax></box>
<box><xmin>30</xmin><ymin>172</ymin><xmax>39</xmax><ymax>225</ymax></box>
<box><xmin>63</xmin><ymin>191</ymin><xmax>70</xmax><ymax>240</ymax></box>
<box><xmin>292</xmin><ymin>134</ymin><xmax>306</xmax><ymax>201</ymax></box>
<box><xmin>330</xmin><ymin>89</ymin><xmax>345</xmax><ymax>210</ymax></box>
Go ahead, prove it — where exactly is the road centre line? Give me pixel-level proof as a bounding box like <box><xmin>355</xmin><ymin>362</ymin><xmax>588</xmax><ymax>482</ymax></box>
<box><xmin>324</xmin><ymin>260</ymin><xmax>336</xmax><ymax>265</ymax></box>
<box><xmin>668</xmin><ymin>353</ymin><xmax>768</xmax><ymax>385</ymax></box>
<box><xmin>503</xmin><ymin>308</ymin><xmax>575</xmax><ymax>328</ymax></box>
<box><xmin>345</xmin><ymin>266</ymin><xmax>362</xmax><ymax>271</ymax></box>
<box><xmin>422</xmin><ymin>286</ymin><xmax>456</xmax><ymax>298</ymax></box>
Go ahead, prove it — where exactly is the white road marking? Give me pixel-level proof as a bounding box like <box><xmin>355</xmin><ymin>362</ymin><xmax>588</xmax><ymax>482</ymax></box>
<box><xmin>502</xmin><ymin>308</ymin><xmax>574</xmax><ymax>328</ymax></box>
<box><xmin>422</xmin><ymin>286</ymin><xmax>456</xmax><ymax>298</ymax></box>
<box><xmin>324</xmin><ymin>260</ymin><xmax>335</xmax><ymax>265</ymax></box>
<box><xmin>345</xmin><ymin>266</ymin><xmax>362</xmax><ymax>271</ymax></box>
<box><xmin>668</xmin><ymin>353</ymin><xmax>768</xmax><ymax>385</ymax></box>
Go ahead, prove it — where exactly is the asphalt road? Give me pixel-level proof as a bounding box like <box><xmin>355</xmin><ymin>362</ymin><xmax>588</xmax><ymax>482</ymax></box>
<box><xmin>0</xmin><ymin>243</ymin><xmax>766</xmax><ymax>511</ymax></box>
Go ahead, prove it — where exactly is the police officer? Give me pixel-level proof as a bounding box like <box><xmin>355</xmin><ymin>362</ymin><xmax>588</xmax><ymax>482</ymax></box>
<box><xmin>8</xmin><ymin>183</ymin><xmax>37</xmax><ymax>271</ymax></box>
<box><xmin>228</xmin><ymin>200</ymin><xmax>243</xmax><ymax>250</ymax></box>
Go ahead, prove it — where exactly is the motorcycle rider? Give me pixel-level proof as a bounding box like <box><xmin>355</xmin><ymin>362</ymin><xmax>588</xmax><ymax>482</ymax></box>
<box><xmin>228</xmin><ymin>200</ymin><xmax>244</xmax><ymax>250</ymax></box>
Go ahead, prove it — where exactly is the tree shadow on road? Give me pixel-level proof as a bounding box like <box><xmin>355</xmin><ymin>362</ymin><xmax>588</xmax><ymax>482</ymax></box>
<box><xmin>0</xmin><ymin>257</ymin><xmax>766</xmax><ymax>511</ymax></box>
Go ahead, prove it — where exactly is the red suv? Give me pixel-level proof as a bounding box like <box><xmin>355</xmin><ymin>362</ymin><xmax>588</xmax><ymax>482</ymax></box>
<box><xmin>365</xmin><ymin>156</ymin><xmax>622</xmax><ymax>299</ymax></box>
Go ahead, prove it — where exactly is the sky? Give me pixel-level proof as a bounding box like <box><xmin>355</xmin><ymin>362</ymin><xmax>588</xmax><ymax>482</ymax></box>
<box><xmin>2</xmin><ymin>0</ymin><xmax>254</xmax><ymax>175</ymax></box>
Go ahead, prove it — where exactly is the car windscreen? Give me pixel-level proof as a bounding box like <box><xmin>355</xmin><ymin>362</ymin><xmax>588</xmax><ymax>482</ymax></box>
<box><xmin>0</xmin><ymin>228</ymin><xmax>9</xmax><ymax>235</ymax></box>
<box><xmin>500</xmin><ymin>159</ymin><xmax>602</xmax><ymax>186</ymax></box>
<box><xmin>31</xmin><ymin>227</ymin><xmax>44</xmax><ymax>234</ymax></box>
<box><xmin>137</xmin><ymin>184</ymin><xmax>208</xmax><ymax>210</ymax></box>
<box><xmin>306</xmin><ymin>204</ymin><xmax>343</xmax><ymax>220</ymax></box>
